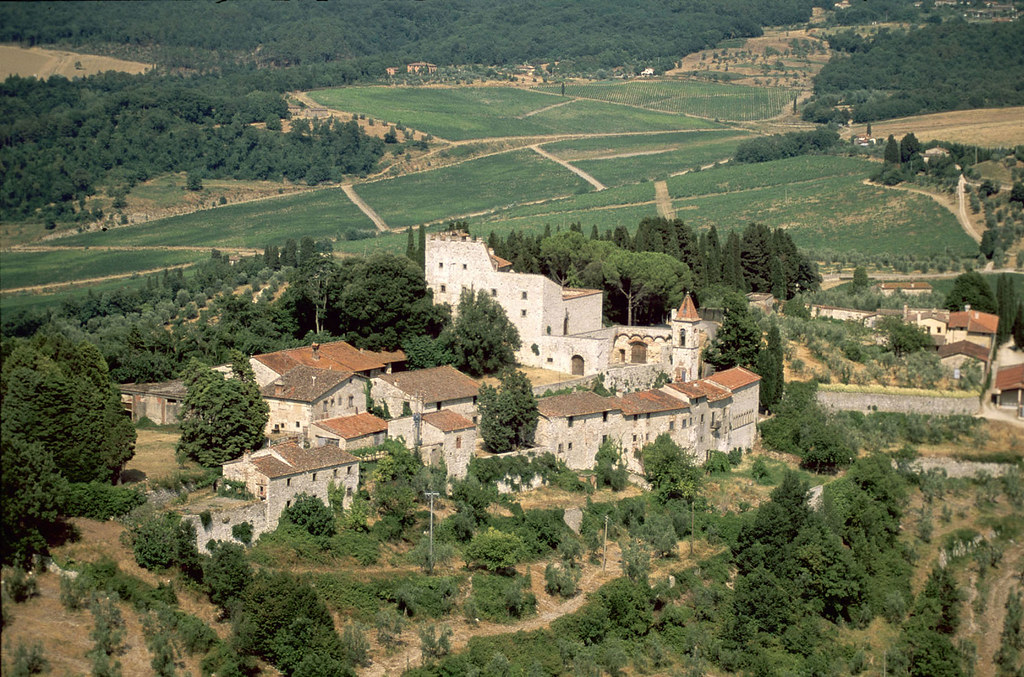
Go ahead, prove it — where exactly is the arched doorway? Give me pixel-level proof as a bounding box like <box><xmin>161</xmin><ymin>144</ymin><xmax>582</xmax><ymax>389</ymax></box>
<box><xmin>630</xmin><ymin>341</ymin><xmax>647</xmax><ymax>364</ymax></box>
<box><xmin>571</xmin><ymin>355</ymin><xmax>585</xmax><ymax>376</ymax></box>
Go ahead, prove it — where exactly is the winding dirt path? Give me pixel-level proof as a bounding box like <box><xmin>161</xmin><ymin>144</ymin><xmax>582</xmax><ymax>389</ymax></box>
<box><xmin>1</xmin><ymin>262</ymin><xmax>198</xmax><ymax>295</ymax></box>
<box><xmin>975</xmin><ymin>543</ymin><xmax>1024</xmax><ymax>675</ymax></box>
<box><xmin>518</xmin><ymin>98</ymin><xmax>575</xmax><ymax>119</ymax></box>
<box><xmin>865</xmin><ymin>177</ymin><xmax>981</xmax><ymax>244</ymax></box>
<box><xmin>342</xmin><ymin>184</ymin><xmax>390</xmax><ymax>232</ymax></box>
<box><xmin>530</xmin><ymin>145</ymin><xmax>606</xmax><ymax>191</ymax></box>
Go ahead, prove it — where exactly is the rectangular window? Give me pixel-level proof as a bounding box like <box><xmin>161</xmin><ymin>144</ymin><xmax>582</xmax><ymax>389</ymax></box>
<box><xmin>333</xmin><ymin>468</ymin><xmax>338</xmax><ymax>478</ymax></box>
<box><xmin>669</xmin><ymin>421</ymin><xmax>675</xmax><ymax>431</ymax></box>
<box><xmin>632</xmin><ymin>434</ymin><xmax>637</xmax><ymax>443</ymax></box>
<box><xmin>521</xmin><ymin>309</ymin><xmax>527</xmax><ymax>317</ymax></box>
<box><xmin>602</xmin><ymin>411</ymin><xmax>608</xmax><ymax>423</ymax></box>
<box><xmin>547</xmin><ymin>358</ymin><xmax>553</xmax><ymax>363</ymax></box>
<box><xmin>473</xmin><ymin>396</ymin><xmax>478</xmax><ymax>405</ymax></box>
<box><xmin>439</xmin><ymin>262</ymin><xmax>444</xmax><ymax>269</ymax></box>
<box><xmin>286</xmin><ymin>500</ymin><xmax>291</xmax><ymax>508</ymax></box>
<box><xmin>462</xmin><ymin>264</ymin><xmax>467</xmax><ymax>270</ymax></box>
<box><xmin>522</xmin><ymin>291</ymin><xmax>528</xmax><ymax>300</ymax></box>
<box><xmin>312</xmin><ymin>472</ymin><xmax>317</xmax><ymax>482</ymax></box>
<box><xmin>602</xmin><ymin>435</ymin><xmax>608</xmax><ymax>443</ymax></box>
<box><xmin>286</xmin><ymin>478</ymin><xmax>291</xmax><ymax>487</ymax></box>
<box><xmin>347</xmin><ymin>466</ymin><xmax>352</xmax><ymax>475</ymax></box>
<box><xmin>456</xmin><ymin>436</ymin><xmax>462</xmax><ymax>449</ymax></box>
<box><xmin>296</xmin><ymin>421</ymin><xmax>300</xmax><ymax>428</ymax></box>
<box><xmin>436</xmin><ymin>402</ymin><xmax>442</xmax><ymax>412</ymax></box>
<box><xmin>472</xmin><ymin>416</ymin><xmax>478</xmax><ymax>424</ymax></box>
<box><xmin>491</xmin><ymin>289</ymin><xmax>497</xmax><ymax>297</ymax></box>
<box><xmin>568</xmin><ymin>442</ymin><xmax>573</xmax><ymax>451</ymax></box>
<box><xmin>558</xmin><ymin>443</ymin><xmax>564</xmax><ymax>453</ymax></box>
<box><xmin>567</xmin><ymin>416</ymin><xmax>574</xmax><ymax>428</ymax></box>
<box><xmin>440</xmin><ymin>284</ymin><xmax>446</xmax><ymax>293</ymax></box>
<box><xmin>348</xmin><ymin>395</ymin><xmax>354</xmax><ymax>407</ymax></box>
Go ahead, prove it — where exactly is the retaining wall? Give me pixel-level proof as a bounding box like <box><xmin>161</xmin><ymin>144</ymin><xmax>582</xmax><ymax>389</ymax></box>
<box><xmin>184</xmin><ymin>501</ymin><xmax>270</xmax><ymax>555</ymax></box>
<box><xmin>816</xmin><ymin>389</ymin><xmax>980</xmax><ymax>416</ymax></box>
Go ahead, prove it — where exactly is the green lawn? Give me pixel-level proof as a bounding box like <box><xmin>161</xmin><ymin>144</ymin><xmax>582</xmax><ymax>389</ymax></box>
<box><xmin>310</xmin><ymin>86</ymin><xmax>712</xmax><ymax>141</ymax></box>
<box><xmin>573</xmin><ymin>139</ymin><xmax>745</xmax><ymax>187</ymax></box>
<box><xmin>0</xmin><ymin>249</ymin><xmax>207</xmax><ymax>291</ymax></box>
<box><xmin>533</xmin><ymin>80</ymin><xmax>796</xmax><ymax>121</ymax></box>
<box><xmin>51</xmin><ymin>190</ymin><xmax>375</xmax><ymax>249</ymax></box>
<box><xmin>355</xmin><ymin>150</ymin><xmax>592</xmax><ymax>229</ymax></box>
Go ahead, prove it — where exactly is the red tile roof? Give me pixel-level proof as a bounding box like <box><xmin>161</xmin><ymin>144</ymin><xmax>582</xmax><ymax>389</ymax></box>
<box><xmin>707</xmin><ymin>366</ymin><xmax>761</xmax><ymax>391</ymax></box>
<box><xmin>561</xmin><ymin>287</ymin><xmax>602</xmax><ymax>300</ymax></box>
<box><xmin>995</xmin><ymin>364</ymin><xmax>1024</xmax><ymax>391</ymax></box>
<box><xmin>422</xmin><ymin>410</ymin><xmax>475</xmax><ymax>432</ymax></box>
<box><xmin>248</xmin><ymin>442</ymin><xmax>358</xmax><ymax>478</ymax></box>
<box><xmin>619</xmin><ymin>390</ymin><xmax>689</xmax><ymax>415</ymax></box>
<box><xmin>261</xmin><ymin>366</ymin><xmax>355</xmax><ymax>402</ymax></box>
<box><xmin>948</xmin><ymin>310</ymin><xmax>999</xmax><ymax>335</ymax></box>
<box><xmin>666</xmin><ymin>381</ymin><xmax>707</xmax><ymax>401</ymax></box>
<box><xmin>253</xmin><ymin>340</ymin><xmax>405</xmax><ymax>377</ymax></box>
<box><xmin>491</xmin><ymin>253</ymin><xmax>513</xmax><ymax>271</ymax></box>
<box><xmin>697</xmin><ymin>379</ymin><xmax>733</xmax><ymax>402</ymax></box>
<box><xmin>937</xmin><ymin>340</ymin><xmax>991</xmax><ymax>364</ymax></box>
<box><xmin>312</xmin><ymin>413</ymin><xmax>388</xmax><ymax>439</ymax></box>
<box><xmin>538</xmin><ymin>391</ymin><xmax>621</xmax><ymax>418</ymax></box>
<box><xmin>378</xmin><ymin>365</ymin><xmax>479</xmax><ymax>403</ymax></box>
<box><xmin>675</xmin><ymin>294</ymin><xmax>699</xmax><ymax>321</ymax></box>
<box><xmin>666</xmin><ymin>379</ymin><xmax>732</xmax><ymax>402</ymax></box>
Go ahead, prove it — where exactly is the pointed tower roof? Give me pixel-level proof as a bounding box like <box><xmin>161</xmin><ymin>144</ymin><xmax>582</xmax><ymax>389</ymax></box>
<box><xmin>675</xmin><ymin>294</ymin><xmax>699</xmax><ymax>321</ymax></box>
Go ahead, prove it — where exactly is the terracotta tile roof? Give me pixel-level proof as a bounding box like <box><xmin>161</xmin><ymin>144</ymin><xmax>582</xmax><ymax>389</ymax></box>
<box><xmin>253</xmin><ymin>340</ymin><xmax>405</xmax><ymax>376</ymax></box>
<box><xmin>948</xmin><ymin>310</ymin><xmax>999</xmax><ymax>335</ymax></box>
<box><xmin>422</xmin><ymin>410</ymin><xmax>475</xmax><ymax>432</ymax></box>
<box><xmin>675</xmin><ymin>294</ymin><xmax>699</xmax><ymax>321</ymax></box>
<box><xmin>378</xmin><ymin>365</ymin><xmax>479</xmax><ymax>403</ymax></box>
<box><xmin>120</xmin><ymin>379</ymin><xmax>187</xmax><ymax>398</ymax></box>
<box><xmin>937</xmin><ymin>341</ymin><xmax>991</xmax><ymax>364</ymax></box>
<box><xmin>995</xmin><ymin>364</ymin><xmax>1024</xmax><ymax>391</ymax></box>
<box><xmin>491</xmin><ymin>253</ymin><xmax>513</xmax><ymax>271</ymax></box>
<box><xmin>249</xmin><ymin>442</ymin><xmax>358</xmax><ymax>478</ymax></box>
<box><xmin>312</xmin><ymin>413</ymin><xmax>388</xmax><ymax>439</ymax></box>
<box><xmin>666</xmin><ymin>381</ymin><xmax>707</xmax><ymax>401</ymax></box>
<box><xmin>538</xmin><ymin>391</ymin><xmax>621</xmax><ymax>418</ymax></box>
<box><xmin>707</xmin><ymin>366</ymin><xmax>761</xmax><ymax>391</ymax></box>
<box><xmin>561</xmin><ymin>287</ymin><xmax>602</xmax><ymax>300</ymax></box>
<box><xmin>261</xmin><ymin>366</ymin><xmax>354</xmax><ymax>402</ymax></box>
<box><xmin>697</xmin><ymin>379</ymin><xmax>733</xmax><ymax>402</ymax></box>
<box><xmin>619</xmin><ymin>390</ymin><xmax>689</xmax><ymax>415</ymax></box>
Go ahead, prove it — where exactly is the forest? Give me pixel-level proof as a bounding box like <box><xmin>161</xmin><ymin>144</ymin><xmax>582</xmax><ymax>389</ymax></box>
<box><xmin>804</xmin><ymin>20</ymin><xmax>1024</xmax><ymax>123</ymax></box>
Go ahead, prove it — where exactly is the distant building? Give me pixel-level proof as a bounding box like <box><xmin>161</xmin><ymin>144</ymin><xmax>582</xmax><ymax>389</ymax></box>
<box><xmin>875</xmin><ymin>281</ymin><xmax>933</xmax><ymax>297</ymax></box>
<box><xmin>251</xmin><ymin>340</ymin><xmax>405</xmax><ymax>386</ymax></box>
<box><xmin>385</xmin><ymin>66</ymin><xmax>399</xmax><ymax>76</ymax></box>
<box><xmin>120</xmin><ymin>380</ymin><xmax>186</xmax><ymax>425</ymax></box>
<box><xmin>992</xmin><ymin>364</ymin><xmax>1024</xmax><ymax>416</ymax></box>
<box><xmin>311</xmin><ymin>412</ymin><xmax>388</xmax><ymax>451</ymax></box>
<box><xmin>372</xmin><ymin>364</ymin><xmax>480</xmax><ymax>420</ymax></box>
<box><xmin>407</xmin><ymin>61</ymin><xmax>437</xmax><ymax>74</ymax></box>
<box><xmin>261</xmin><ymin>365</ymin><xmax>367</xmax><ymax>440</ymax></box>
<box><xmin>639</xmin><ymin>67</ymin><xmax>655</xmax><ymax>77</ymax></box>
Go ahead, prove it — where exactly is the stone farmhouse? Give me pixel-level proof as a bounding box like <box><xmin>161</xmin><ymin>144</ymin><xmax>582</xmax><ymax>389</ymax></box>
<box><xmin>250</xmin><ymin>340</ymin><xmax>404</xmax><ymax>387</ymax></box>
<box><xmin>120</xmin><ymin>379</ymin><xmax>186</xmax><ymax>425</ymax></box>
<box><xmin>875</xmin><ymin>281</ymin><xmax>933</xmax><ymax>297</ymax></box>
<box><xmin>812</xmin><ymin>304</ymin><xmax>999</xmax><ymax>353</ymax></box>
<box><xmin>993</xmin><ymin>364</ymin><xmax>1024</xmax><ymax>417</ymax></box>
<box><xmin>535</xmin><ymin>366</ymin><xmax>761</xmax><ymax>473</ymax></box>
<box><xmin>371</xmin><ymin>364</ymin><xmax>480</xmax><ymax>420</ymax></box>
<box><xmin>222</xmin><ymin>442</ymin><xmax>360</xmax><ymax>528</ymax></box>
<box><xmin>388</xmin><ymin>409</ymin><xmax>477</xmax><ymax>480</ymax></box>
<box><xmin>262</xmin><ymin>365</ymin><xmax>367</xmax><ymax>440</ymax></box>
<box><xmin>407</xmin><ymin>61</ymin><xmax>437</xmax><ymax>74</ymax></box>
<box><xmin>425</xmin><ymin>231</ymin><xmax>708</xmax><ymax>381</ymax></box>
<box><xmin>311</xmin><ymin>412</ymin><xmax>389</xmax><ymax>451</ymax></box>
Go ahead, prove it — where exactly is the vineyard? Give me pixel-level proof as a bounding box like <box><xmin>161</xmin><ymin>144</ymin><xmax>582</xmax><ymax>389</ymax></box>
<box><xmin>533</xmin><ymin>80</ymin><xmax>795</xmax><ymax>121</ymax></box>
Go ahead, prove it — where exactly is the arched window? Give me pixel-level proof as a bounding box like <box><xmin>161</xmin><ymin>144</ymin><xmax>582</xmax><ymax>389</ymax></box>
<box><xmin>571</xmin><ymin>355</ymin><xmax>585</xmax><ymax>376</ymax></box>
<box><xmin>630</xmin><ymin>341</ymin><xmax>647</xmax><ymax>364</ymax></box>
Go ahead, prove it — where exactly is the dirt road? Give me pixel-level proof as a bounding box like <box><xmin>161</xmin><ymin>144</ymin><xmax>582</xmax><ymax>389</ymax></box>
<box><xmin>342</xmin><ymin>184</ymin><xmax>390</xmax><ymax>231</ymax></box>
<box><xmin>530</xmin><ymin>145</ymin><xmax>607</xmax><ymax>191</ymax></box>
<box><xmin>654</xmin><ymin>181</ymin><xmax>674</xmax><ymax>220</ymax></box>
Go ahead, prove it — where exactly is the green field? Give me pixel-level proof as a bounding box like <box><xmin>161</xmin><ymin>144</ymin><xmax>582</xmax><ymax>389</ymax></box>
<box><xmin>540</xmin><ymin>130</ymin><xmax>747</xmax><ymax>160</ymax></box>
<box><xmin>355</xmin><ymin>150</ymin><xmax>592</xmax><ymax>229</ymax></box>
<box><xmin>310</xmin><ymin>86</ymin><xmax>714</xmax><ymax>140</ymax></box>
<box><xmin>1</xmin><ymin>273</ymin><xmax>157</xmax><ymax>315</ymax></box>
<box><xmin>665</xmin><ymin>155</ymin><xmax>870</xmax><ymax>198</ymax></box>
<box><xmin>533</xmin><ymin>80</ymin><xmax>795</xmax><ymax>121</ymax></box>
<box><xmin>572</xmin><ymin>139</ymin><xmax>745</xmax><ymax>186</ymax></box>
<box><xmin>0</xmin><ymin>248</ymin><xmax>207</xmax><ymax>291</ymax></box>
<box><xmin>478</xmin><ymin>203</ymin><xmax>660</xmax><ymax>239</ymax></box>
<box><xmin>50</xmin><ymin>190</ymin><xmax>375</xmax><ymax>249</ymax></box>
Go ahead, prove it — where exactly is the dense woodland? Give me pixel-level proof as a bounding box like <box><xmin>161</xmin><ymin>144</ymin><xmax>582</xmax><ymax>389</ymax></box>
<box><xmin>804</xmin><ymin>20</ymin><xmax>1024</xmax><ymax>123</ymax></box>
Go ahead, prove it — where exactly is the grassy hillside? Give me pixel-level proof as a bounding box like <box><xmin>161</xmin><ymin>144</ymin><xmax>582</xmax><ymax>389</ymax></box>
<box><xmin>0</xmin><ymin>249</ymin><xmax>207</xmax><ymax>291</ymax></box>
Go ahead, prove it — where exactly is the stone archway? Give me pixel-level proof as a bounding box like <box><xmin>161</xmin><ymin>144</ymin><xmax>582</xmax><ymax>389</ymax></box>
<box><xmin>630</xmin><ymin>341</ymin><xmax>647</xmax><ymax>364</ymax></box>
<box><xmin>571</xmin><ymin>355</ymin><xmax>585</xmax><ymax>376</ymax></box>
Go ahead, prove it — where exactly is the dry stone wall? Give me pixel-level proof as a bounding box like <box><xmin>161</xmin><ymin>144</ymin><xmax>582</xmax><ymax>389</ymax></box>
<box><xmin>816</xmin><ymin>390</ymin><xmax>980</xmax><ymax>416</ymax></box>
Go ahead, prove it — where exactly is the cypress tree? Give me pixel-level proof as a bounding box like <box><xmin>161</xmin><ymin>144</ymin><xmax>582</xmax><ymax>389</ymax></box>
<box><xmin>996</xmin><ymin>274</ymin><xmax>1016</xmax><ymax>345</ymax></box>
<box><xmin>884</xmin><ymin>135</ymin><xmax>900</xmax><ymax>165</ymax></box>
<box><xmin>756</xmin><ymin>324</ymin><xmax>784</xmax><ymax>412</ymax></box>
<box><xmin>418</xmin><ymin>224</ymin><xmax>426</xmax><ymax>269</ymax></box>
<box><xmin>1013</xmin><ymin>302</ymin><xmax>1024</xmax><ymax>350</ymax></box>
<box><xmin>406</xmin><ymin>228</ymin><xmax>416</xmax><ymax>263</ymax></box>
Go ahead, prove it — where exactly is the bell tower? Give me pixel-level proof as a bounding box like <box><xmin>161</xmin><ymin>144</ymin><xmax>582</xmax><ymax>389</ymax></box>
<box><xmin>671</xmin><ymin>293</ymin><xmax>701</xmax><ymax>382</ymax></box>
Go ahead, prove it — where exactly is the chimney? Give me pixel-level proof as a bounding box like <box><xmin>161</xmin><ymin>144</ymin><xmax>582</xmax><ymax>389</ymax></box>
<box><xmin>311</xmin><ymin>342</ymin><xmax>320</xmax><ymax>360</ymax></box>
<box><xmin>964</xmin><ymin>304</ymin><xmax>971</xmax><ymax>312</ymax></box>
<box><xmin>274</xmin><ymin>381</ymin><xmax>284</xmax><ymax>397</ymax></box>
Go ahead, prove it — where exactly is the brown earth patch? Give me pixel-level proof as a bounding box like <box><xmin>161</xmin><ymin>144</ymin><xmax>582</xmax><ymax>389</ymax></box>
<box><xmin>123</xmin><ymin>427</ymin><xmax>182</xmax><ymax>485</ymax></box>
<box><xmin>0</xmin><ymin>44</ymin><xmax>152</xmax><ymax>79</ymax></box>
<box><xmin>853</xmin><ymin>107</ymin><xmax>1024</xmax><ymax>148</ymax></box>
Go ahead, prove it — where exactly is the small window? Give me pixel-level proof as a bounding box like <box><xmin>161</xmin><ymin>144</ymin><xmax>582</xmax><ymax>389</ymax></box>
<box><xmin>439</xmin><ymin>262</ymin><xmax>444</xmax><ymax>269</ymax></box>
<box><xmin>333</xmin><ymin>468</ymin><xmax>338</xmax><ymax>478</ymax></box>
<box><xmin>348</xmin><ymin>395</ymin><xmax>354</xmax><ymax>407</ymax></box>
<box><xmin>522</xmin><ymin>291</ymin><xmax>528</xmax><ymax>300</ymax></box>
<box><xmin>436</xmin><ymin>402</ymin><xmax>442</xmax><ymax>412</ymax></box>
<box><xmin>440</xmin><ymin>284</ymin><xmax>446</xmax><ymax>293</ymax></box>
<box><xmin>491</xmin><ymin>289</ymin><xmax>497</xmax><ymax>297</ymax></box>
<box><xmin>472</xmin><ymin>416</ymin><xmax>478</xmax><ymax>424</ymax></box>
<box><xmin>286</xmin><ymin>500</ymin><xmax>291</xmax><ymax>508</ymax></box>
<box><xmin>462</xmin><ymin>264</ymin><xmax>467</xmax><ymax>270</ymax></box>
<box><xmin>558</xmin><ymin>443</ymin><xmax>564</xmax><ymax>453</ymax></box>
<box><xmin>346</xmin><ymin>487</ymin><xmax>353</xmax><ymax>496</ymax></box>
<box><xmin>295</xmin><ymin>421</ymin><xmax>300</xmax><ymax>428</ymax></box>
<box><xmin>567</xmin><ymin>416</ymin><xmax>574</xmax><ymax>428</ymax></box>
<box><xmin>456</xmin><ymin>436</ymin><xmax>462</xmax><ymax>449</ymax></box>
<box><xmin>632</xmin><ymin>434</ymin><xmax>637</xmax><ymax>443</ymax></box>
<box><xmin>547</xmin><ymin>358</ymin><xmax>553</xmax><ymax>363</ymax></box>
<box><xmin>602</xmin><ymin>411</ymin><xmax>608</xmax><ymax>423</ymax></box>
<box><xmin>601</xmin><ymin>435</ymin><xmax>608</xmax><ymax>443</ymax></box>
<box><xmin>347</xmin><ymin>466</ymin><xmax>352</xmax><ymax>475</ymax></box>
<box><xmin>521</xmin><ymin>309</ymin><xmax>527</xmax><ymax>317</ymax></box>
<box><xmin>568</xmin><ymin>442</ymin><xmax>573</xmax><ymax>451</ymax></box>
<box><xmin>669</xmin><ymin>421</ymin><xmax>675</xmax><ymax>431</ymax></box>
<box><xmin>312</xmin><ymin>472</ymin><xmax>317</xmax><ymax>482</ymax></box>
<box><xmin>473</xmin><ymin>396</ymin><xmax>478</xmax><ymax>405</ymax></box>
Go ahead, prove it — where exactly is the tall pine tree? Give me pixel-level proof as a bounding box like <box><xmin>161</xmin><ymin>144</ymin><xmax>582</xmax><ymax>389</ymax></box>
<box><xmin>756</xmin><ymin>323</ymin><xmax>785</xmax><ymax>411</ymax></box>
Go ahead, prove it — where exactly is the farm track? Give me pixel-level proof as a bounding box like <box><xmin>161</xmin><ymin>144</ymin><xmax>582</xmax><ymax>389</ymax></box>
<box><xmin>518</xmin><ymin>98</ymin><xmax>575</xmax><ymax>118</ymax></box>
<box><xmin>341</xmin><ymin>184</ymin><xmax>390</xmax><ymax>231</ymax></box>
<box><xmin>529</xmin><ymin>145</ymin><xmax>606</xmax><ymax>191</ymax></box>
<box><xmin>654</xmin><ymin>181</ymin><xmax>674</xmax><ymax>219</ymax></box>
<box><xmin>1</xmin><ymin>262</ymin><xmax>197</xmax><ymax>295</ymax></box>
<box><xmin>864</xmin><ymin>177</ymin><xmax>981</xmax><ymax>244</ymax></box>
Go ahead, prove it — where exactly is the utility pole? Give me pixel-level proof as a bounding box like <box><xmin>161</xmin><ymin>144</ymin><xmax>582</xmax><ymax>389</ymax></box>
<box><xmin>425</xmin><ymin>491</ymin><xmax>439</xmax><ymax>574</ymax></box>
<box><xmin>602</xmin><ymin>514</ymin><xmax>609</xmax><ymax>572</ymax></box>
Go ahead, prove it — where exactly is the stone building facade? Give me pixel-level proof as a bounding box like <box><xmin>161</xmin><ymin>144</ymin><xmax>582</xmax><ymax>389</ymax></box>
<box><xmin>261</xmin><ymin>366</ymin><xmax>367</xmax><ymax>441</ymax></box>
<box><xmin>311</xmin><ymin>412</ymin><xmax>388</xmax><ymax>451</ymax></box>
<box><xmin>371</xmin><ymin>365</ymin><xmax>480</xmax><ymax>420</ymax></box>
<box><xmin>222</xmin><ymin>442</ymin><xmax>360</xmax><ymax>528</ymax></box>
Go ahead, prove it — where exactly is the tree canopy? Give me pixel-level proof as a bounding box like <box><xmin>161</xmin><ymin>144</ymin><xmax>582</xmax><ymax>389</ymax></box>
<box><xmin>944</xmin><ymin>271</ymin><xmax>997</xmax><ymax>314</ymax></box>
<box><xmin>703</xmin><ymin>292</ymin><xmax>762</xmax><ymax>372</ymax></box>
<box><xmin>477</xmin><ymin>369</ymin><xmax>539</xmax><ymax>454</ymax></box>
<box><xmin>445</xmin><ymin>289</ymin><xmax>521</xmax><ymax>377</ymax></box>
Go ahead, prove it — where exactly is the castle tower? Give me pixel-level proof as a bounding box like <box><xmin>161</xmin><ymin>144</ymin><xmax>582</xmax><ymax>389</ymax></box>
<box><xmin>671</xmin><ymin>293</ymin><xmax>701</xmax><ymax>382</ymax></box>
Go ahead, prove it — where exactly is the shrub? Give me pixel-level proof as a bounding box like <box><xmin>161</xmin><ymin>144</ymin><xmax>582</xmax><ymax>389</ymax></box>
<box><xmin>465</xmin><ymin>528</ymin><xmax>525</xmax><ymax>573</ymax></box>
<box><xmin>2</xmin><ymin>567</ymin><xmax>38</xmax><ymax>603</ymax></box>
<box><xmin>62</xmin><ymin>482</ymin><xmax>146</xmax><ymax>520</ymax></box>
<box><xmin>281</xmin><ymin>493</ymin><xmax>335</xmax><ymax>540</ymax></box>
<box><xmin>727</xmin><ymin>448</ymin><xmax>744</xmax><ymax>466</ymax></box>
<box><xmin>751</xmin><ymin>457</ymin><xmax>772</xmax><ymax>484</ymax></box>
<box><xmin>231</xmin><ymin>521</ymin><xmax>253</xmax><ymax>544</ymax></box>
<box><xmin>129</xmin><ymin>513</ymin><xmax>201</xmax><ymax>577</ymax></box>
<box><xmin>199</xmin><ymin>510</ymin><xmax>212</xmax><ymax>530</ymax></box>
<box><xmin>4</xmin><ymin>641</ymin><xmax>49</xmax><ymax>676</ymax></box>
<box><xmin>330</xmin><ymin>530</ymin><xmax>380</xmax><ymax>566</ymax></box>
<box><xmin>544</xmin><ymin>562</ymin><xmax>580</xmax><ymax>598</ymax></box>
<box><xmin>705</xmin><ymin>451</ymin><xmax>732</xmax><ymax>475</ymax></box>
<box><xmin>468</xmin><ymin>574</ymin><xmax>536</xmax><ymax>622</ymax></box>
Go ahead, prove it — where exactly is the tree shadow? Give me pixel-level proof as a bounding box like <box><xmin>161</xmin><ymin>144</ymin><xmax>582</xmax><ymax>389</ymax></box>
<box><xmin>120</xmin><ymin>468</ymin><xmax>147</xmax><ymax>484</ymax></box>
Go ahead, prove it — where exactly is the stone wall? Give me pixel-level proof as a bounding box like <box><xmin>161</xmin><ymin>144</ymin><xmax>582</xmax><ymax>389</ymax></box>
<box><xmin>185</xmin><ymin>501</ymin><xmax>269</xmax><ymax>555</ymax></box>
<box><xmin>603</xmin><ymin>364</ymin><xmax>670</xmax><ymax>393</ymax></box>
<box><xmin>816</xmin><ymin>389</ymin><xmax>980</xmax><ymax>416</ymax></box>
